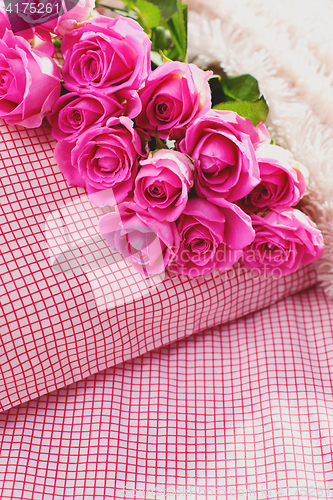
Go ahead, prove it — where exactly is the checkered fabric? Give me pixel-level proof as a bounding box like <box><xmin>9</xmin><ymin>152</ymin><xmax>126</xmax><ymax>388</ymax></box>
<box><xmin>1</xmin><ymin>284</ymin><xmax>333</xmax><ymax>499</ymax></box>
<box><xmin>0</xmin><ymin>118</ymin><xmax>319</xmax><ymax>413</ymax></box>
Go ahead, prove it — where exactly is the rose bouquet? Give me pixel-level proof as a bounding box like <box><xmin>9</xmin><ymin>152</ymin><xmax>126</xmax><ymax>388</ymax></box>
<box><xmin>0</xmin><ymin>0</ymin><xmax>324</xmax><ymax>281</ymax></box>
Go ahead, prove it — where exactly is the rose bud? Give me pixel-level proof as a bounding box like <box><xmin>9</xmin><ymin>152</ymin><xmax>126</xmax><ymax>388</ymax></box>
<box><xmin>136</xmin><ymin>61</ymin><xmax>212</xmax><ymax>140</ymax></box>
<box><xmin>170</xmin><ymin>197</ymin><xmax>255</xmax><ymax>277</ymax></box>
<box><xmin>54</xmin><ymin>116</ymin><xmax>149</xmax><ymax>206</ymax></box>
<box><xmin>98</xmin><ymin>200</ymin><xmax>180</xmax><ymax>276</ymax></box>
<box><xmin>61</xmin><ymin>16</ymin><xmax>151</xmax><ymax>95</ymax></box>
<box><xmin>178</xmin><ymin>109</ymin><xmax>261</xmax><ymax>203</ymax></box>
<box><xmin>243</xmin><ymin>208</ymin><xmax>325</xmax><ymax>277</ymax></box>
<box><xmin>134</xmin><ymin>150</ymin><xmax>194</xmax><ymax>222</ymax></box>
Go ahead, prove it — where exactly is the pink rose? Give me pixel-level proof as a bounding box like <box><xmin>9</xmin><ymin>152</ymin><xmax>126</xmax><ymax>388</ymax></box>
<box><xmin>136</xmin><ymin>61</ymin><xmax>212</xmax><ymax>140</ymax></box>
<box><xmin>134</xmin><ymin>150</ymin><xmax>194</xmax><ymax>222</ymax></box>
<box><xmin>243</xmin><ymin>208</ymin><xmax>325</xmax><ymax>277</ymax></box>
<box><xmin>170</xmin><ymin>197</ymin><xmax>255</xmax><ymax>277</ymax></box>
<box><xmin>61</xmin><ymin>16</ymin><xmax>151</xmax><ymax>95</ymax></box>
<box><xmin>178</xmin><ymin>110</ymin><xmax>260</xmax><ymax>202</ymax></box>
<box><xmin>48</xmin><ymin>90</ymin><xmax>141</xmax><ymax>142</ymax></box>
<box><xmin>98</xmin><ymin>201</ymin><xmax>180</xmax><ymax>276</ymax></box>
<box><xmin>0</xmin><ymin>29</ymin><xmax>61</xmax><ymax>127</ymax></box>
<box><xmin>242</xmin><ymin>144</ymin><xmax>307</xmax><ymax>212</ymax></box>
<box><xmin>53</xmin><ymin>0</ymin><xmax>95</xmax><ymax>36</ymax></box>
<box><xmin>54</xmin><ymin>116</ymin><xmax>149</xmax><ymax>206</ymax></box>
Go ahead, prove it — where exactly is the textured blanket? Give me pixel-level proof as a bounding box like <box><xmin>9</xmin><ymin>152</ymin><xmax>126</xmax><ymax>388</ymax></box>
<box><xmin>187</xmin><ymin>0</ymin><xmax>333</xmax><ymax>296</ymax></box>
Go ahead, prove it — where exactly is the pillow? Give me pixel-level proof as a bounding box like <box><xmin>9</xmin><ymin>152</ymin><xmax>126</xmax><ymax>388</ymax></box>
<box><xmin>0</xmin><ymin>118</ymin><xmax>318</xmax><ymax>412</ymax></box>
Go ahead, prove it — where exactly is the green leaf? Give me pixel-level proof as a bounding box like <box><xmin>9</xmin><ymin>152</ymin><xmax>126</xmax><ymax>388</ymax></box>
<box><xmin>166</xmin><ymin>0</ymin><xmax>187</xmax><ymax>62</ymax></box>
<box><xmin>52</xmin><ymin>38</ymin><xmax>62</xmax><ymax>47</ymax></box>
<box><xmin>220</xmin><ymin>74</ymin><xmax>261</xmax><ymax>102</ymax></box>
<box><xmin>151</xmin><ymin>26</ymin><xmax>172</xmax><ymax>53</ymax></box>
<box><xmin>213</xmin><ymin>96</ymin><xmax>269</xmax><ymax>126</ymax></box>
<box><xmin>163</xmin><ymin>45</ymin><xmax>180</xmax><ymax>62</ymax></box>
<box><xmin>160</xmin><ymin>50</ymin><xmax>173</xmax><ymax>63</ymax></box>
<box><xmin>146</xmin><ymin>0</ymin><xmax>178</xmax><ymax>20</ymax></box>
<box><xmin>136</xmin><ymin>0</ymin><xmax>161</xmax><ymax>29</ymax></box>
<box><xmin>177</xmin><ymin>1</ymin><xmax>187</xmax><ymax>57</ymax></box>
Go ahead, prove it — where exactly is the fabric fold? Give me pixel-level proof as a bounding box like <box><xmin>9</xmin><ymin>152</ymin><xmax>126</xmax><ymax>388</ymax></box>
<box><xmin>0</xmin><ymin>118</ymin><xmax>319</xmax><ymax>413</ymax></box>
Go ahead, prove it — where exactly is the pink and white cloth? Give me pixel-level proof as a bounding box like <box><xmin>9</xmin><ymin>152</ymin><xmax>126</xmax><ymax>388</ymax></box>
<box><xmin>1</xmin><ymin>117</ymin><xmax>333</xmax><ymax>498</ymax></box>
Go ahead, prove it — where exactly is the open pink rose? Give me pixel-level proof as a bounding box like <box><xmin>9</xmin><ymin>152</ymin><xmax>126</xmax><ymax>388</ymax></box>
<box><xmin>134</xmin><ymin>150</ymin><xmax>194</xmax><ymax>222</ymax></box>
<box><xmin>0</xmin><ymin>29</ymin><xmax>61</xmax><ymax>127</ymax></box>
<box><xmin>243</xmin><ymin>208</ymin><xmax>325</xmax><ymax>277</ymax></box>
<box><xmin>48</xmin><ymin>90</ymin><xmax>141</xmax><ymax>142</ymax></box>
<box><xmin>178</xmin><ymin>110</ymin><xmax>260</xmax><ymax>202</ymax></box>
<box><xmin>98</xmin><ymin>201</ymin><xmax>180</xmax><ymax>276</ymax></box>
<box><xmin>54</xmin><ymin>116</ymin><xmax>149</xmax><ymax>206</ymax></box>
<box><xmin>170</xmin><ymin>197</ymin><xmax>255</xmax><ymax>277</ymax></box>
<box><xmin>62</xmin><ymin>16</ymin><xmax>151</xmax><ymax>95</ymax></box>
<box><xmin>242</xmin><ymin>144</ymin><xmax>307</xmax><ymax>212</ymax></box>
<box><xmin>136</xmin><ymin>61</ymin><xmax>212</xmax><ymax>140</ymax></box>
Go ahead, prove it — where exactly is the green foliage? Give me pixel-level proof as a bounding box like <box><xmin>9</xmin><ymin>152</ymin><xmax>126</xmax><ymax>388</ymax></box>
<box><xmin>150</xmin><ymin>26</ymin><xmax>172</xmax><ymax>55</ymax></box>
<box><xmin>146</xmin><ymin>0</ymin><xmax>178</xmax><ymax>20</ymax></box>
<box><xmin>166</xmin><ymin>1</ymin><xmax>187</xmax><ymax>63</ymax></box>
<box><xmin>220</xmin><ymin>74</ymin><xmax>261</xmax><ymax>102</ymax></box>
<box><xmin>213</xmin><ymin>96</ymin><xmax>269</xmax><ymax>126</ymax></box>
<box><xmin>210</xmin><ymin>72</ymin><xmax>269</xmax><ymax>125</ymax></box>
<box><xmin>136</xmin><ymin>0</ymin><xmax>161</xmax><ymax>29</ymax></box>
<box><xmin>52</xmin><ymin>38</ymin><xmax>62</xmax><ymax>48</ymax></box>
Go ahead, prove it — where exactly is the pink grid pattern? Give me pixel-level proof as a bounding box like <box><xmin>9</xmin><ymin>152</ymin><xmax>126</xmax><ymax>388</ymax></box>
<box><xmin>0</xmin><ymin>118</ymin><xmax>319</xmax><ymax>412</ymax></box>
<box><xmin>1</xmin><ymin>284</ymin><xmax>333</xmax><ymax>499</ymax></box>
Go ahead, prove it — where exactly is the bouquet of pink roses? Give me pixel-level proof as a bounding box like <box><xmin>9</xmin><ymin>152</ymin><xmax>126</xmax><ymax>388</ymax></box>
<box><xmin>0</xmin><ymin>0</ymin><xmax>325</xmax><ymax>280</ymax></box>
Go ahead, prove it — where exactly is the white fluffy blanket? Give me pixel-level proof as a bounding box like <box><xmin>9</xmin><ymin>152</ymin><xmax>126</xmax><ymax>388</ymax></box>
<box><xmin>187</xmin><ymin>0</ymin><xmax>333</xmax><ymax>296</ymax></box>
